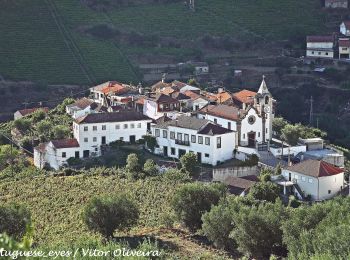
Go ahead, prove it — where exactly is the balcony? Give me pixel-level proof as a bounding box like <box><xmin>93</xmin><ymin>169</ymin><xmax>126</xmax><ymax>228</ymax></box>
<box><xmin>175</xmin><ymin>139</ymin><xmax>190</xmax><ymax>146</ymax></box>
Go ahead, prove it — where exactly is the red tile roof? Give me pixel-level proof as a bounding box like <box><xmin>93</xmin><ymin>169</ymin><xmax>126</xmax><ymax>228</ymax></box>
<box><xmin>286</xmin><ymin>160</ymin><xmax>344</xmax><ymax>178</ymax></box>
<box><xmin>339</xmin><ymin>38</ymin><xmax>350</xmax><ymax>47</ymax></box>
<box><xmin>232</xmin><ymin>90</ymin><xmax>257</xmax><ymax>104</ymax></box>
<box><xmin>183</xmin><ymin>90</ymin><xmax>203</xmax><ymax>100</ymax></box>
<box><xmin>307</xmin><ymin>35</ymin><xmax>334</xmax><ymax>43</ymax></box>
<box><xmin>51</xmin><ymin>139</ymin><xmax>80</xmax><ymax>149</ymax></box>
<box><xmin>91</xmin><ymin>81</ymin><xmax>127</xmax><ymax>95</ymax></box>
<box><xmin>17</xmin><ymin>107</ymin><xmax>49</xmax><ymax>116</ymax></box>
<box><xmin>198</xmin><ymin>104</ymin><xmax>243</xmax><ymax>121</ymax></box>
<box><xmin>216</xmin><ymin>92</ymin><xmax>232</xmax><ymax>103</ymax></box>
<box><xmin>68</xmin><ymin>97</ymin><xmax>94</xmax><ymax>109</ymax></box>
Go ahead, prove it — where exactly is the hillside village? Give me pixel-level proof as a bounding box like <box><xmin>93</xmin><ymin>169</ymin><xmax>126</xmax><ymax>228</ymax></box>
<box><xmin>1</xmin><ymin>1</ymin><xmax>350</xmax><ymax>259</ymax></box>
<box><xmin>5</xmin><ymin>75</ymin><xmax>343</xmax><ymax>203</ymax></box>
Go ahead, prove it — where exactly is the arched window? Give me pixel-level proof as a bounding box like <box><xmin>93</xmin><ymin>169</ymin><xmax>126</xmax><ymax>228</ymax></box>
<box><xmin>265</xmin><ymin>96</ymin><xmax>269</xmax><ymax>105</ymax></box>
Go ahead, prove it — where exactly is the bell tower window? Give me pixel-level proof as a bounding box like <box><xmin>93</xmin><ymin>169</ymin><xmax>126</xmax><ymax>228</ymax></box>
<box><xmin>265</xmin><ymin>96</ymin><xmax>269</xmax><ymax>105</ymax></box>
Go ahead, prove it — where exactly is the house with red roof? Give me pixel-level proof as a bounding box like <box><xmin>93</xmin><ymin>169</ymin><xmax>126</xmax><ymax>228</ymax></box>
<box><xmin>280</xmin><ymin>160</ymin><xmax>345</xmax><ymax>201</ymax></box>
<box><xmin>340</xmin><ymin>21</ymin><xmax>350</xmax><ymax>36</ymax></box>
<box><xmin>89</xmin><ymin>81</ymin><xmax>128</xmax><ymax>106</ymax></box>
<box><xmin>339</xmin><ymin>38</ymin><xmax>350</xmax><ymax>59</ymax></box>
<box><xmin>232</xmin><ymin>89</ymin><xmax>257</xmax><ymax>109</ymax></box>
<box><xmin>14</xmin><ymin>107</ymin><xmax>49</xmax><ymax>120</ymax></box>
<box><xmin>34</xmin><ymin>139</ymin><xmax>80</xmax><ymax>170</ymax></box>
<box><xmin>306</xmin><ymin>35</ymin><xmax>335</xmax><ymax>59</ymax></box>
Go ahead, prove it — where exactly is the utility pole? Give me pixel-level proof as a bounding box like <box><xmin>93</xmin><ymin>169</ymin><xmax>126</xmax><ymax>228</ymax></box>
<box><xmin>309</xmin><ymin>96</ymin><xmax>314</xmax><ymax>127</ymax></box>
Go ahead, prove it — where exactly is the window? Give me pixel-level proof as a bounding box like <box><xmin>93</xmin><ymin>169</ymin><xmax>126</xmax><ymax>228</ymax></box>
<box><xmin>301</xmin><ymin>176</ymin><xmax>306</xmax><ymax>182</ymax></box>
<box><xmin>205</xmin><ymin>137</ymin><xmax>210</xmax><ymax>145</ymax></box>
<box><xmin>171</xmin><ymin>148</ymin><xmax>176</xmax><ymax>155</ymax></box>
<box><xmin>93</xmin><ymin>126</ymin><xmax>97</xmax><ymax>131</ymax></box>
<box><xmin>266</xmin><ymin>128</ymin><xmax>268</xmax><ymax>133</ymax></box>
<box><xmin>198</xmin><ymin>136</ymin><xmax>203</xmax><ymax>144</ymax></box>
<box><xmin>243</xmin><ymin>134</ymin><xmax>245</xmax><ymax>139</ymax></box>
<box><xmin>191</xmin><ymin>135</ymin><xmax>196</xmax><ymax>143</ymax></box>
<box><xmin>102</xmin><ymin>125</ymin><xmax>106</xmax><ymax>130</ymax></box>
<box><xmin>318</xmin><ymin>52</ymin><xmax>321</xmax><ymax>55</ymax></box>
<box><xmin>177</xmin><ymin>133</ymin><xmax>182</xmax><ymax>141</ymax></box>
<box><xmin>334</xmin><ymin>177</ymin><xmax>337</xmax><ymax>182</ymax></box>
<box><xmin>155</xmin><ymin>129</ymin><xmax>160</xmax><ymax>137</ymax></box>
<box><xmin>115</xmin><ymin>124</ymin><xmax>120</xmax><ymax>129</ymax></box>
<box><xmin>258</xmin><ymin>132</ymin><xmax>260</xmax><ymax>137</ymax></box>
<box><xmin>124</xmin><ymin>124</ymin><xmax>128</xmax><ymax>129</ymax></box>
<box><xmin>84</xmin><ymin>138</ymin><xmax>88</xmax><ymax>142</ymax></box>
<box><xmin>163</xmin><ymin>130</ymin><xmax>168</xmax><ymax>138</ymax></box>
<box><xmin>311</xmin><ymin>51</ymin><xmax>314</xmax><ymax>54</ymax></box>
<box><xmin>120</xmin><ymin>137</ymin><xmax>124</xmax><ymax>141</ymax></box>
<box><xmin>93</xmin><ymin>137</ymin><xmax>97</xmax><ymax>142</ymax></box>
<box><xmin>84</xmin><ymin>126</ymin><xmax>88</xmax><ymax>131</ymax></box>
<box><xmin>184</xmin><ymin>134</ymin><xmax>189</xmax><ymax>142</ymax></box>
<box><xmin>217</xmin><ymin>137</ymin><xmax>221</xmax><ymax>148</ymax></box>
<box><xmin>325</xmin><ymin>52</ymin><xmax>328</xmax><ymax>55</ymax></box>
<box><xmin>137</xmin><ymin>123</ymin><xmax>141</xmax><ymax>128</ymax></box>
<box><xmin>95</xmin><ymin>147</ymin><xmax>98</xmax><ymax>152</ymax></box>
<box><xmin>328</xmin><ymin>190</ymin><xmax>331</xmax><ymax>194</ymax></box>
<box><xmin>228</xmin><ymin>122</ymin><xmax>231</xmax><ymax>130</ymax></box>
<box><xmin>205</xmin><ymin>153</ymin><xmax>209</xmax><ymax>158</ymax></box>
<box><xmin>62</xmin><ymin>152</ymin><xmax>66</xmax><ymax>158</ymax></box>
<box><xmin>214</xmin><ymin>118</ymin><xmax>217</xmax><ymax>124</ymax></box>
<box><xmin>308</xmin><ymin>178</ymin><xmax>313</xmax><ymax>183</ymax></box>
<box><xmin>130</xmin><ymin>123</ymin><xmax>135</xmax><ymax>129</ymax></box>
<box><xmin>170</xmin><ymin>131</ymin><xmax>175</xmax><ymax>139</ymax></box>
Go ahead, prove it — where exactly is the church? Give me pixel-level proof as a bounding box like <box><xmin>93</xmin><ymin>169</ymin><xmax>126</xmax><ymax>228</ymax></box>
<box><xmin>197</xmin><ymin>76</ymin><xmax>275</xmax><ymax>149</ymax></box>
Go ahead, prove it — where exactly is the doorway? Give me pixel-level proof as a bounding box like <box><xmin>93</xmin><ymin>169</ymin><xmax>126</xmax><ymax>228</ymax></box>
<box><xmin>130</xmin><ymin>135</ymin><xmax>136</xmax><ymax>144</ymax></box>
<box><xmin>163</xmin><ymin>146</ymin><xmax>168</xmax><ymax>157</ymax></box>
<box><xmin>197</xmin><ymin>152</ymin><xmax>202</xmax><ymax>163</ymax></box>
<box><xmin>101</xmin><ymin>136</ymin><xmax>106</xmax><ymax>145</ymax></box>
<box><xmin>83</xmin><ymin>150</ymin><xmax>90</xmax><ymax>158</ymax></box>
<box><xmin>248</xmin><ymin>132</ymin><xmax>256</xmax><ymax>147</ymax></box>
<box><xmin>178</xmin><ymin>149</ymin><xmax>186</xmax><ymax>159</ymax></box>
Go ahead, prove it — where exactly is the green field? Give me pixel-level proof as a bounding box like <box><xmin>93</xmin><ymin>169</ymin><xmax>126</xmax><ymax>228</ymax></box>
<box><xmin>0</xmin><ymin>0</ymin><xmax>325</xmax><ymax>85</ymax></box>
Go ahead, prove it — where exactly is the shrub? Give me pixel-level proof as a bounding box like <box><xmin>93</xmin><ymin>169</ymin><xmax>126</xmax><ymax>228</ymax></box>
<box><xmin>249</xmin><ymin>182</ymin><xmax>280</xmax><ymax>202</ymax></box>
<box><xmin>82</xmin><ymin>194</ymin><xmax>139</xmax><ymax>238</ymax></box>
<box><xmin>201</xmin><ymin>197</ymin><xmax>236</xmax><ymax>249</ymax></box>
<box><xmin>0</xmin><ymin>203</ymin><xmax>31</xmax><ymax>240</ymax></box>
<box><xmin>143</xmin><ymin>159</ymin><xmax>158</xmax><ymax>177</ymax></box>
<box><xmin>180</xmin><ymin>152</ymin><xmax>199</xmax><ymax>178</ymax></box>
<box><xmin>13</xmin><ymin>118</ymin><xmax>31</xmax><ymax>134</ymax></box>
<box><xmin>125</xmin><ymin>153</ymin><xmax>142</xmax><ymax>179</ymax></box>
<box><xmin>171</xmin><ymin>183</ymin><xmax>226</xmax><ymax>231</ymax></box>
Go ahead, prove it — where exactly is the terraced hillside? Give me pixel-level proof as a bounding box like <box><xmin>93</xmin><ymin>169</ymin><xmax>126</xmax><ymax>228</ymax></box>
<box><xmin>0</xmin><ymin>0</ymin><xmax>326</xmax><ymax>85</ymax></box>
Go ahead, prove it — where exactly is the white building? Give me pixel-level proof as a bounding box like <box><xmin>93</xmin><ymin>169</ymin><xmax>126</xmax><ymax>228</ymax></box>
<box><xmin>325</xmin><ymin>0</ymin><xmax>348</xmax><ymax>9</ymax></box>
<box><xmin>340</xmin><ymin>21</ymin><xmax>350</xmax><ymax>36</ymax></box>
<box><xmin>183</xmin><ymin>90</ymin><xmax>209</xmax><ymax>111</ymax></box>
<box><xmin>151</xmin><ymin>115</ymin><xmax>236</xmax><ymax>166</ymax></box>
<box><xmin>197</xmin><ymin>77</ymin><xmax>275</xmax><ymax>148</ymax></box>
<box><xmin>143</xmin><ymin>93</ymin><xmax>180</xmax><ymax>120</ymax></box>
<box><xmin>66</xmin><ymin>97</ymin><xmax>99</xmax><ymax>119</ymax></box>
<box><xmin>339</xmin><ymin>38</ymin><xmax>350</xmax><ymax>59</ymax></box>
<box><xmin>14</xmin><ymin>107</ymin><xmax>49</xmax><ymax>120</ymax></box>
<box><xmin>281</xmin><ymin>160</ymin><xmax>344</xmax><ymax>201</ymax></box>
<box><xmin>306</xmin><ymin>35</ymin><xmax>335</xmax><ymax>59</ymax></box>
<box><xmin>34</xmin><ymin>139</ymin><xmax>80</xmax><ymax>170</ymax></box>
<box><xmin>73</xmin><ymin>111</ymin><xmax>152</xmax><ymax>157</ymax></box>
<box><xmin>90</xmin><ymin>81</ymin><xmax>128</xmax><ymax>106</ymax></box>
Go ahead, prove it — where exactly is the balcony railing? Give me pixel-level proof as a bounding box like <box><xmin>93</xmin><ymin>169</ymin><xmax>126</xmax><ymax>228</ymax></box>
<box><xmin>175</xmin><ymin>139</ymin><xmax>190</xmax><ymax>146</ymax></box>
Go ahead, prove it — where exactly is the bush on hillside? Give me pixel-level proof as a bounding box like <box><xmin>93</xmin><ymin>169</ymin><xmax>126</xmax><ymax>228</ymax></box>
<box><xmin>180</xmin><ymin>152</ymin><xmax>199</xmax><ymax>178</ymax></box>
<box><xmin>171</xmin><ymin>182</ymin><xmax>226</xmax><ymax>231</ymax></box>
<box><xmin>82</xmin><ymin>194</ymin><xmax>139</xmax><ymax>238</ymax></box>
<box><xmin>249</xmin><ymin>182</ymin><xmax>280</xmax><ymax>202</ymax></box>
<box><xmin>0</xmin><ymin>203</ymin><xmax>31</xmax><ymax>240</ymax></box>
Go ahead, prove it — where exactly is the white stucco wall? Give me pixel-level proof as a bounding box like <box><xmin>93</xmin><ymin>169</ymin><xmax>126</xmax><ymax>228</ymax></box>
<box><xmin>73</xmin><ymin>119</ymin><xmax>151</xmax><ymax>154</ymax></box>
<box><xmin>240</xmin><ymin>109</ymin><xmax>263</xmax><ymax>146</ymax></box>
<box><xmin>152</xmin><ymin>125</ymin><xmax>236</xmax><ymax>166</ymax></box>
<box><xmin>282</xmin><ymin>169</ymin><xmax>344</xmax><ymax>200</ymax></box>
<box><xmin>34</xmin><ymin>143</ymin><xmax>81</xmax><ymax>170</ymax></box>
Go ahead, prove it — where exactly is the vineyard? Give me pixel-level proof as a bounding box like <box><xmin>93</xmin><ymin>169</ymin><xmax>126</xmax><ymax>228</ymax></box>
<box><xmin>0</xmin><ymin>172</ymin><xmax>229</xmax><ymax>258</ymax></box>
<box><xmin>0</xmin><ymin>0</ymin><xmax>325</xmax><ymax>85</ymax></box>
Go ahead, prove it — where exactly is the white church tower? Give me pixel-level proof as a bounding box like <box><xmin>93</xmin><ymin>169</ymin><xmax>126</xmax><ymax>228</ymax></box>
<box><xmin>254</xmin><ymin>75</ymin><xmax>274</xmax><ymax>142</ymax></box>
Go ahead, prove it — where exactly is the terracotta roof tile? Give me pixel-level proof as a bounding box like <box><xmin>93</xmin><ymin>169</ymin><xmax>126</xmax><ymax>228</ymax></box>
<box><xmin>286</xmin><ymin>159</ymin><xmax>343</xmax><ymax>178</ymax></box>
<box><xmin>232</xmin><ymin>90</ymin><xmax>257</xmax><ymax>104</ymax></box>
<box><xmin>307</xmin><ymin>35</ymin><xmax>334</xmax><ymax>43</ymax></box>
<box><xmin>51</xmin><ymin>139</ymin><xmax>80</xmax><ymax>149</ymax></box>
<box><xmin>339</xmin><ymin>38</ymin><xmax>350</xmax><ymax>47</ymax></box>
<box><xmin>216</xmin><ymin>92</ymin><xmax>232</xmax><ymax>103</ymax></box>
<box><xmin>17</xmin><ymin>107</ymin><xmax>49</xmax><ymax>116</ymax></box>
<box><xmin>198</xmin><ymin>104</ymin><xmax>243</xmax><ymax>121</ymax></box>
<box><xmin>75</xmin><ymin>111</ymin><xmax>150</xmax><ymax>124</ymax></box>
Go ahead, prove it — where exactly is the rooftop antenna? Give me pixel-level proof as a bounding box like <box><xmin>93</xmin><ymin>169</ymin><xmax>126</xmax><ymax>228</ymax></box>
<box><xmin>309</xmin><ymin>96</ymin><xmax>314</xmax><ymax>127</ymax></box>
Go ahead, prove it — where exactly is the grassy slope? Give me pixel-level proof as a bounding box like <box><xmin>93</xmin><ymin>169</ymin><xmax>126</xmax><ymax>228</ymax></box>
<box><xmin>0</xmin><ymin>0</ymin><xmax>325</xmax><ymax>85</ymax></box>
